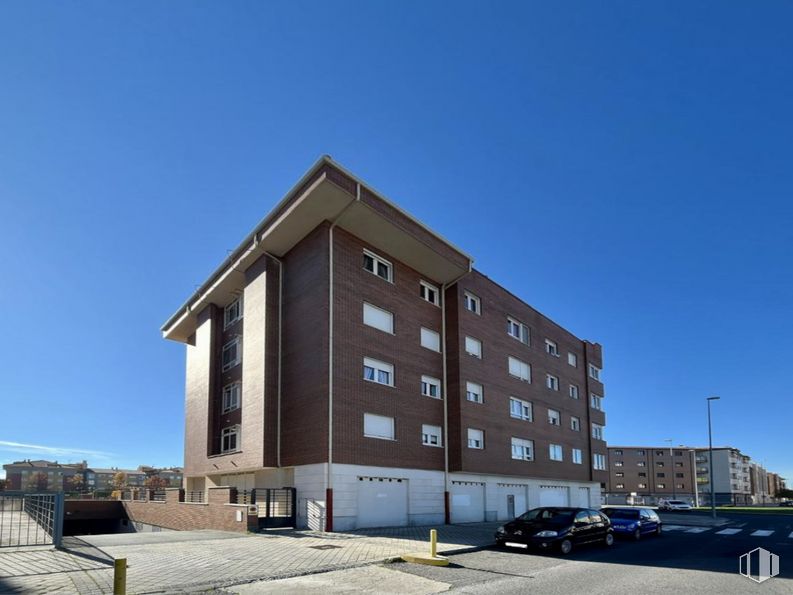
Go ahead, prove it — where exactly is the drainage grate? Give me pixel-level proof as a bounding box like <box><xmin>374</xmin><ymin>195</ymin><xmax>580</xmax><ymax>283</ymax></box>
<box><xmin>309</xmin><ymin>544</ymin><xmax>343</xmax><ymax>550</ymax></box>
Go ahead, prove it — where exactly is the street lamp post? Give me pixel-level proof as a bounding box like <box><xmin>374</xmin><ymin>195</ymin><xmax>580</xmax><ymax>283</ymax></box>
<box><xmin>689</xmin><ymin>448</ymin><xmax>700</xmax><ymax>508</ymax></box>
<box><xmin>666</xmin><ymin>439</ymin><xmax>676</xmax><ymax>500</ymax></box>
<box><xmin>707</xmin><ymin>397</ymin><xmax>721</xmax><ymax>519</ymax></box>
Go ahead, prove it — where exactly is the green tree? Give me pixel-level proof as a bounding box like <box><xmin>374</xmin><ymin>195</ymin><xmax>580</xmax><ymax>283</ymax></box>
<box><xmin>776</xmin><ymin>488</ymin><xmax>793</xmax><ymax>499</ymax></box>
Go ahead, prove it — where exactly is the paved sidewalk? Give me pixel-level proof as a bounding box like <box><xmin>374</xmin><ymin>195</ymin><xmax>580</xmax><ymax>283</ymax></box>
<box><xmin>0</xmin><ymin>523</ymin><xmax>499</xmax><ymax>594</ymax></box>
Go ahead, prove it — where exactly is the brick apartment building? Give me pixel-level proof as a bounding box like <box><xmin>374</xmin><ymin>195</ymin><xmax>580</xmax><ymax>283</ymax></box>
<box><xmin>3</xmin><ymin>460</ymin><xmax>87</xmax><ymax>492</ymax></box>
<box><xmin>162</xmin><ymin>157</ymin><xmax>608</xmax><ymax>531</ymax></box>
<box><xmin>605</xmin><ymin>446</ymin><xmax>782</xmax><ymax>506</ymax></box>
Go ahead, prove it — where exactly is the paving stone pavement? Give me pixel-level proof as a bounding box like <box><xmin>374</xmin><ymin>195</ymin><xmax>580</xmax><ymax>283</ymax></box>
<box><xmin>0</xmin><ymin>523</ymin><xmax>499</xmax><ymax>594</ymax></box>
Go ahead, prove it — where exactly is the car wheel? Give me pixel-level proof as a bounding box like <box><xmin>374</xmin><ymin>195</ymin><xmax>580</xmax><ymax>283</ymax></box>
<box><xmin>559</xmin><ymin>539</ymin><xmax>573</xmax><ymax>555</ymax></box>
<box><xmin>656</xmin><ymin>525</ymin><xmax>662</xmax><ymax>536</ymax></box>
<box><xmin>495</xmin><ymin>539</ymin><xmax>505</xmax><ymax>548</ymax></box>
<box><xmin>604</xmin><ymin>533</ymin><xmax>615</xmax><ymax>547</ymax></box>
<box><xmin>633</xmin><ymin>528</ymin><xmax>641</xmax><ymax>541</ymax></box>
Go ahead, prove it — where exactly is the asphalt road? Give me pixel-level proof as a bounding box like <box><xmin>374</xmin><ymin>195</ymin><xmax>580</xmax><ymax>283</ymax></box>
<box><xmin>392</xmin><ymin>512</ymin><xmax>793</xmax><ymax>594</ymax></box>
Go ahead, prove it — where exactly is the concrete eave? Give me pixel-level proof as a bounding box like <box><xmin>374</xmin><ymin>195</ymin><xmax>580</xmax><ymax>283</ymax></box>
<box><xmin>162</xmin><ymin>156</ymin><xmax>473</xmax><ymax>343</ymax></box>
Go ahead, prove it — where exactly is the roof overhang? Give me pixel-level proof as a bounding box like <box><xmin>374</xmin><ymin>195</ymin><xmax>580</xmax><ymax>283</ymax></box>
<box><xmin>162</xmin><ymin>157</ymin><xmax>473</xmax><ymax>343</ymax></box>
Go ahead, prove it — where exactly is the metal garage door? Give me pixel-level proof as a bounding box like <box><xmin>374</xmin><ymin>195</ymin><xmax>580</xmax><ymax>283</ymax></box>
<box><xmin>538</xmin><ymin>485</ymin><xmax>569</xmax><ymax>507</ymax></box>
<box><xmin>356</xmin><ymin>477</ymin><xmax>408</xmax><ymax>528</ymax></box>
<box><xmin>578</xmin><ymin>487</ymin><xmax>591</xmax><ymax>508</ymax></box>
<box><xmin>451</xmin><ymin>481</ymin><xmax>485</xmax><ymax>523</ymax></box>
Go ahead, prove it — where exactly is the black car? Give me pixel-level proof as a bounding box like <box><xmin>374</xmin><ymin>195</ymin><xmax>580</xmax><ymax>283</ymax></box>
<box><xmin>495</xmin><ymin>507</ymin><xmax>614</xmax><ymax>554</ymax></box>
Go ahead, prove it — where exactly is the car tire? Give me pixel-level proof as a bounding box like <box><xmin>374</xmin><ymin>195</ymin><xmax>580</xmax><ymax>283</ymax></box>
<box><xmin>633</xmin><ymin>528</ymin><xmax>641</xmax><ymax>541</ymax></box>
<box><xmin>495</xmin><ymin>539</ymin><xmax>505</xmax><ymax>548</ymax></box>
<box><xmin>604</xmin><ymin>533</ymin><xmax>614</xmax><ymax>547</ymax></box>
<box><xmin>656</xmin><ymin>525</ymin><xmax>662</xmax><ymax>536</ymax></box>
<box><xmin>559</xmin><ymin>539</ymin><xmax>573</xmax><ymax>555</ymax></box>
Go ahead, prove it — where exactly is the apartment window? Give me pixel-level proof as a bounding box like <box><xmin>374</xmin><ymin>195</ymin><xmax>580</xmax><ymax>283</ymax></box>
<box><xmin>545</xmin><ymin>339</ymin><xmax>559</xmax><ymax>356</ymax></box>
<box><xmin>593</xmin><ymin>453</ymin><xmax>607</xmax><ymax>470</ymax></box>
<box><xmin>657</xmin><ymin>473</ymin><xmax>666</xmax><ymax>478</ymax></box>
<box><xmin>224</xmin><ymin>297</ymin><xmax>243</xmax><ymax>328</ymax></box>
<box><xmin>676</xmin><ymin>484</ymin><xmax>685</xmax><ymax>489</ymax></box>
<box><xmin>567</xmin><ymin>352</ymin><xmax>577</xmax><ymax>367</ymax></box>
<box><xmin>363</xmin><ymin>249</ymin><xmax>392</xmax><ymax>282</ymax></box>
<box><xmin>420</xmin><ymin>327</ymin><xmax>441</xmax><ymax>352</ymax></box>
<box><xmin>674</xmin><ymin>450</ymin><xmax>683</xmax><ymax>456</ymax></box>
<box><xmin>569</xmin><ymin>384</ymin><xmax>579</xmax><ymax>399</ymax></box>
<box><xmin>511</xmin><ymin>437</ymin><xmax>534</xmax><ymax>461</ymax></box>
<box><xmin>421</xmin><ymin>424</ymin><xmax>443</xmax><ymax>447</ymax></box>
<box><xmin>675</xmin><ymin>473</ymin><xmax>685</xmax><ymax>478</ymax></box>
<box><xmin>221</xmin><ymin>337</ymin><xmax>241</xmax><ymax>372</ymax></box>
<box><xmin>222</xmin><ymin>382</ymin><xmax>241</xmax><ymax>413</ymax></box>
<box><xmin>363</xmin><ymin>413</ymin><xmax>395</xmax><ymax>440</ymax></box>
<box><xmin>638</xmin><ymin>483</ymin><xmax>647</xmax><ymax>489</ymax></box>
<box><xmin>419</xmin><ymin>280</ymin><xmax>440</xmax><ymax>306</ymax></box>
<box><xmin>221</xmin><ymin>426</ymin><xmax>240</xmax><ymax>453</ymax></box>
<box><xmin>614</xmin><ymin>461</ymin><xmax>624</xmax><ymax>467</ymax></box>
<box><xmin>637</xmin><ymin>462</ymin><xmax>646</xmax><ymax>467</ymax></box>
<box><xmin>467</xmin><ymin>428</ymin><xmax>484</xmax><ymax>449</ymax></box>
<box><xmin>638</xmin><ymin>472</ymin><xmax>647</xmax><ymax>477</ymax></box>
<box><xmin>363</xmin><ymin>357</ymin><xmax>394</xmax><ymax>386</ymax></box>
<box><xmin>615</xmin><ymin>472</ymin><xmax>624</xmax><ymax>477</ymax></box>
<box><xmin>363</xmin><ymin>302</ymin><xmax>394</xmax><ymax>334</ymax></box>
<box><xmin>656</xmin><ymin>462</ymin><xmax>665</xmax><ymax>467</ymax></box>
<box><xmin>465</xmin><ymin>336</ymin><xmax>482</xmax><ymax>358</ymax></box>
<box><xmin>657</xmin><ymin>484</ymin><xmax>666</xmax><ymax>489</ymax></box>
<box><xmin>509</xmin><ymin>397</ymin><xmax>532</xmax><ymax>421</ymax></box>
<box><xmin>590</xmin><ymin>394</ymin><xmax>603</xmax><ymax>410</ymax></box>
<box><xmin>546</xmin><ymin>374</ymin><xmax>559</xmax><ymax>391</ymax></box>
<box><xmin>570</xmin><ymin>416</ymin><xmax>581</xmax><ymax>431</ymax></box>
<box><xmin>549</xmin><ymin>444</ymin><xmax>563</xmax><ymax>461</ymax></box>
<box><xmin>508</xmin><ymin>356</ymin><xmax>531</xmax><ymax>382</ymax></box>
<box><xmin>615</xmin><ymin>483</ymin><xmax>625</xmax><ymax>489</ymax></box>
<box><xmin>421</xmin><ymin>375</ymin><xmax>441</xmax><ymax>399</ymax></box>
<box><xmin>547</xmin><ymin>408</ymin><xmax>561</xmax><ymax>426</ymax></box>
<box><xmin>507</xmin><ymin>317</ymin><xmax>530</xmax><ymax>344</ymax></box>
<box><xmin>464</xmin><ymin>291</ymin><xmax>480</xmax><ymax>314</ymax></box>
<box><xmin>636</xmin><ymin>450</ymin><xmax>645</xmax><ymax>455</ymax></box>
<box><xmin>592</xmin><ymin>423</ymin><xmax>604</xmax><ymax>440</ymax></box>
<box><xmin>466</xmin><ymin>381</ymin><xmax>483</xmax><ymax>404</ymax></box>
<box><xmin>655</xmin><ymin>450</ymin><xmax>665</xmax><ymax>456</ymax></box>
<box><xmin>588</xmin><ymin>364</ymin><xmax>602</xmax><ymax>381</ymax></box>
<box><xmin>613</xmin><ymin>449</ymin><xmax>623</xmax><ymax>456</ymax></box>
<box><xmin>572</xmin><ymin>448</ymin><xmax>583</xmax><ymax>464</ymax></box>
<box><xmin>675</xmin><ymin>462</ymin><xmax>684</xmax><ymax>468</ymax></box>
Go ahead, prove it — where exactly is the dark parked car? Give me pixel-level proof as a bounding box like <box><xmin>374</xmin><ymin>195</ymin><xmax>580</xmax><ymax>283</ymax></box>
<box><xmin>495</xmin><ymin>507</ymin><xmax>614</xmax><ymax>555</ymax></box>
<box><xmin>780</xmin><ymin>501</ymin><xmax>793</xmax><ymax>507</ymax></box>
<box><xmin>602</xmin><ymin>507</ymin><xmax>662</xmax><ymax>540</ymax></box>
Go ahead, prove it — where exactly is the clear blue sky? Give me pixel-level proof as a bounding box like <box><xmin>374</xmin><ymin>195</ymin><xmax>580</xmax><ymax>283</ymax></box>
<box><xmin>1</xmin><ymin>2</ymin><xmax>791</xmax><ymax>483</ymax></box>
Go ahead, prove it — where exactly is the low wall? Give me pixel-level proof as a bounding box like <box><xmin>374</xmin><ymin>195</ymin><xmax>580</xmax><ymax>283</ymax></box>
<box><xmin>122</xmin><ymin>488</ymin><xmax>258</xmax><ymax>533</ymax></box>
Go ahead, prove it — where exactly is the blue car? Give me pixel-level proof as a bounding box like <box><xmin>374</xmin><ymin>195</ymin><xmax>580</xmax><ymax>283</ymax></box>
<box><xmin>602</xmin><ymin>507</ymin><xmax>662</xmax><ymax>540</ymax></box>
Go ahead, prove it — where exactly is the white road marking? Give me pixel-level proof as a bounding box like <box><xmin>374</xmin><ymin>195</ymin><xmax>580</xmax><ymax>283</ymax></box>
<box><xmin>715</xmin><ymin>528</ymin><xmax>742</xmax><ymax>535</ymax></box>
<box><xmin>685</xmin><ymin>527</ymin><xmax>710</xmax><ymax>533</ymax></box>
<box><xmin>662</xmin><ymin>525</ymin><xmax>688</xmax><ymax>531</ymax></box>
<box><xmin>750</xmin><ymin>530</ymin><xmax>774</xmax><ymax>537</ymax></box>
<box><xmin>788</xmin><ymin>532</ymin><xmax>793</xmax><ymax>539</ymax></box>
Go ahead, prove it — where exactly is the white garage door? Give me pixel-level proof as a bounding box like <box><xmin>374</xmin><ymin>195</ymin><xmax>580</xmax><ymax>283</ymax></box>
<box><xmin>578</xmin><ymin>487</ymin><xmax>591</xmax><ymax>508</ymax></box>
<box><xmin>357</xmin><ymin>477</ymin><xmax>408</xmax><ymax>528</ymax></box>
<box><xmin>451</xmin><ymin>481</ymin><xmax>485</xmax><ymax>523</ymax></box>
<box><xmin>539</xmin><ymin>485</ymin><xmax>569</xmax><ymax>507</ymax></box>
<box><xmin>497</xmin><ymin>484</ymin><xmax>528</xmax><ymax>520</ymax></box>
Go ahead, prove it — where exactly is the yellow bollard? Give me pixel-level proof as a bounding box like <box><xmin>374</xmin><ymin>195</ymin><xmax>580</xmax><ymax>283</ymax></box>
<box><xmin>113</xmin><ymin>558</ymin><xmax>127</xmax><ymax>595</ymax></box>
<box><xmin>430</xmin><ymin>529</ymin><xmax>437</xmax><ymax>558</ymax></box>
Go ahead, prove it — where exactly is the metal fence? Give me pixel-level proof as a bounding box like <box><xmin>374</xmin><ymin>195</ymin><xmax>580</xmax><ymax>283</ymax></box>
<box><xmin>0</xmin><ymin>492</ymin><xmax>63</xmax><ymax>548</ymax></box>
<box><xmin>185</xmin><ymin>491</ymin><xmax>205</xmax><ymax>504</ymax></box>
<box><xmin>253</xmin><ymin>488</ymin><xmax>296</xmax><ymax>529</ymax></box>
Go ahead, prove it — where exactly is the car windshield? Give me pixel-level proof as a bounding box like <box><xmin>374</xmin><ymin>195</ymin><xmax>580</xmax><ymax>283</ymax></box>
<box><xmin>604</xmin><ymin>509</ymin><xmax>640</xmax><ymax>520</ymax></box>
<box><xmin>517</xmin><ymin>508</ymin><xmax>574</xmax><ymax>522</ymax></box>
<box><xmin>668</xmin><ymin>501</ymin><xmax>685</xmax><ymax>505</ymax></box>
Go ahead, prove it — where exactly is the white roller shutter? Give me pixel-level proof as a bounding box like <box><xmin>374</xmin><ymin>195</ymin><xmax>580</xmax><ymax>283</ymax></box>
<box><xmin>578</xmin><ymin>487</ymin><xmax>591</xmax><ymax>508</ymax></box>
<box><xmin>356</xmin><ymin>476</ymin><xmax>408</xmax><ymax>528</ymax></box>
<box><xmin>450</xmin><ymin>481</ymin><xmax>485</xmax><ymax>523</ymax></box>
<box><xmin>538</xmin><ymin>485</ymin><xmax>570</xmax><ymax>507</ymax></box>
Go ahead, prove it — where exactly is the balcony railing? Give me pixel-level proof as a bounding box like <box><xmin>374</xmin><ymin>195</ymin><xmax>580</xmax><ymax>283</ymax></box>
<box><xmin>185</xmin><ymin>491</ymin><xmax>205</xmax><ymax>504</ymax></box>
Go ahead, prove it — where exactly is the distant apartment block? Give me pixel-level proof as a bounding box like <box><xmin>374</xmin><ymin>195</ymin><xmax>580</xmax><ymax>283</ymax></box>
<box><xmin>605</xmin><ymin>446</ymin><xmax>782</xmax><ymax>506</ymax></box>
<box><xmin>2</xmin><ymin>460</ymin><xmax>182</xmax><ymax>493</ymax></box>
<box><xmin>162</xmin><ymin>157</ymin><xmax>608</xmax><ymax>531</ymax></box>
<box><xmin>2</xmin><ymin>460</ymin><xmax>87</xmax><ymax>492</ymax></box>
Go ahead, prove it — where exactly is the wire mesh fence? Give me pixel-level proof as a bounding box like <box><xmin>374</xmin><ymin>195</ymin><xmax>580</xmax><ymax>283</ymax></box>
<box><xmin>0</xmin><ymin>493</ymin><xmax>63</xmax><ymax>547</ymax></box>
